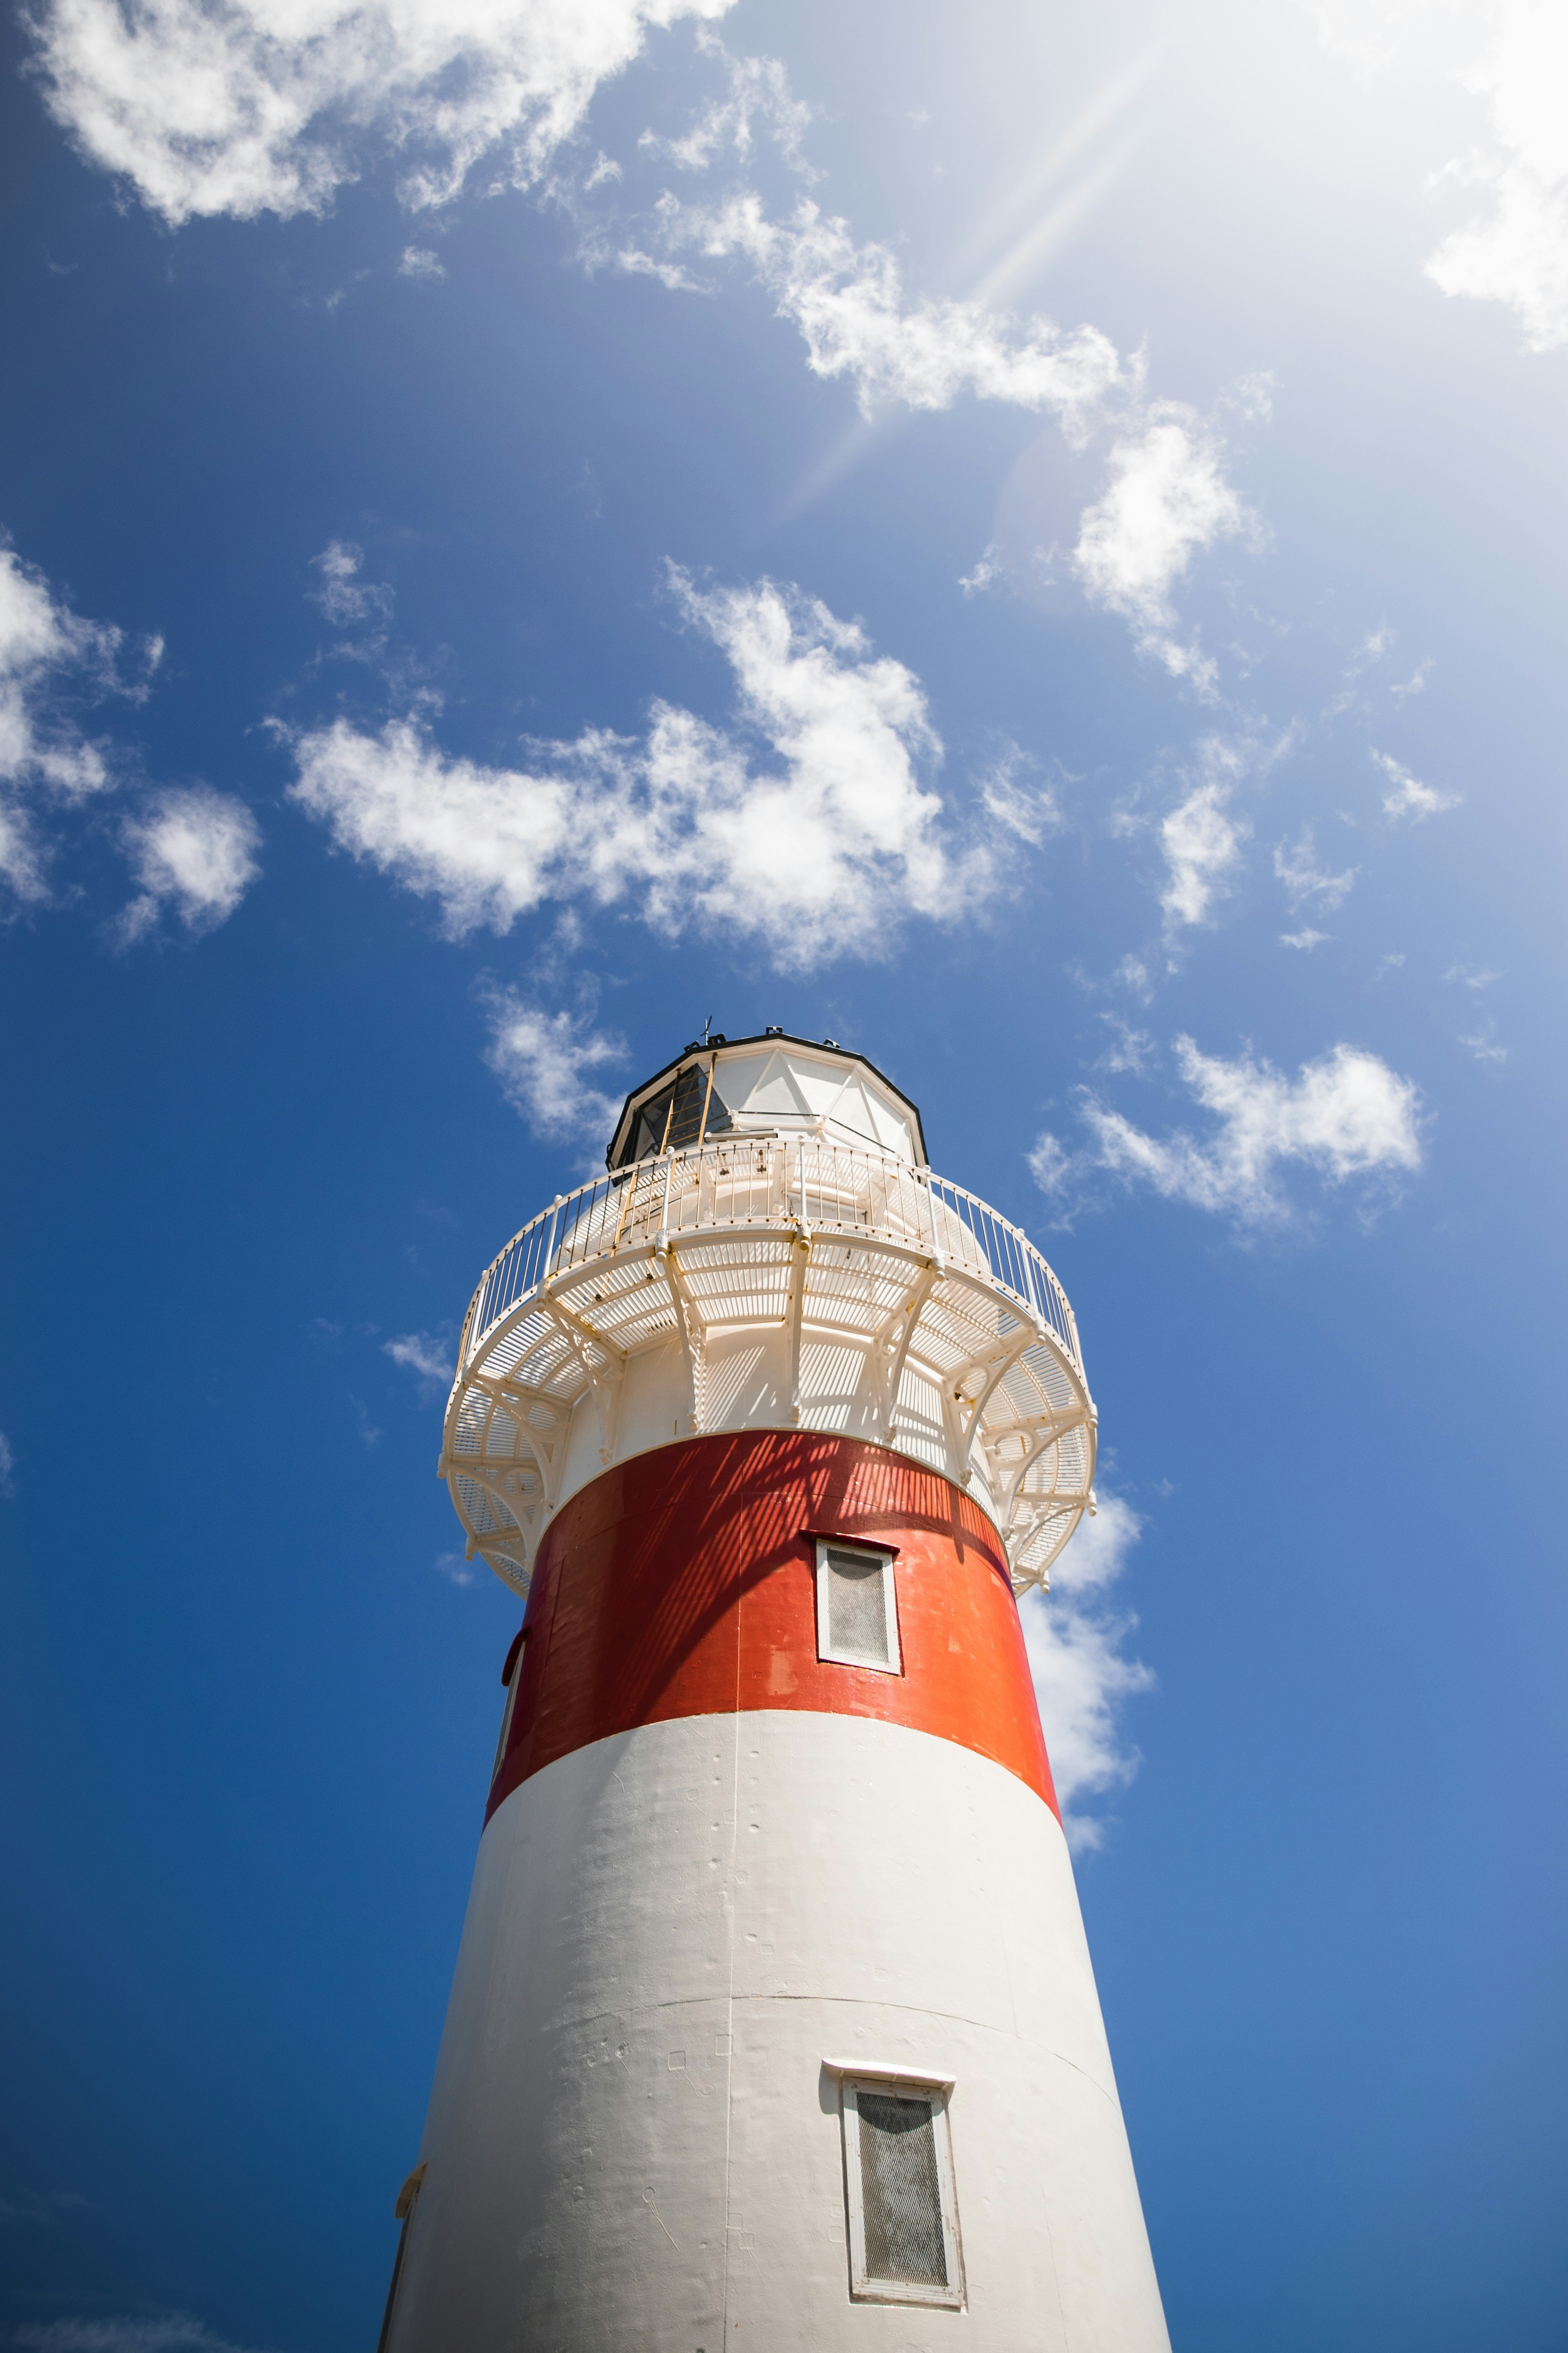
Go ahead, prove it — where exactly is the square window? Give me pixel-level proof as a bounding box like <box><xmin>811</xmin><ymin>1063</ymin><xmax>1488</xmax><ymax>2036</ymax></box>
<box><xmin>839</xmin><ymin>2076</ymin><xmax>963</xmax><ymax>2309</ymax></box>
<box><xmin>815</xmin><ymin>1542</ymin><xmax>900</xmax><ymax>1675</ymax></box>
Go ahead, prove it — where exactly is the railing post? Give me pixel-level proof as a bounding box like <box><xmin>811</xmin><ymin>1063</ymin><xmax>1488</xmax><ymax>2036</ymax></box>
<box><xmin>656</xmin><ymin>1154</ymin><xmax>674</xmax><ymax>1250</ymax></box>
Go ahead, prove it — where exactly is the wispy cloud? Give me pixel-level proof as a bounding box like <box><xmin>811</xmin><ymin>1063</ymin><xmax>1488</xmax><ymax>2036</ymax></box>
<box><xmin>1019</xmin><ymin>1491</ymin><xmax>1153</xmax><ymax>1850</ymax></box>
<box><xmin>636</xmin><ymin>33</ymin><xmax>815</xmax><ymax>178</ymax></box>
<box><xmin>1458</xmin><ymin>1021</ymin><xmax>1508</xmax><ymax>1064</ymax></box>
<box><xmin>383</xmin><ymin>1330</ymin><xmax>455</xmax><ymax>1398</ymax></box>
<box><xmin>1097</xmin><ymin>1014</ymin><xmax>1155</xmax><ymax>1075</ymax></box>
<box><xmin>976</xmin><ymin>743</ymin><xmax>1058</xmax><ymax>846</ymax></box>
<box><xmin>1071</xmin><ymin>403</ymin><xmax>1256</xmax><ymax>684</ymax></box>
<box><xmin>287</xmin><ymin>566</ymin><xmax>996</xmax><ymax>970</ymax></box>
<box><xmin>1273</xmin><ymin>825</ymin><xmax>1357</xmax><ymax>912</ymax></box>
<box><xmin>1372</xmin><ymin>748</ymin><xmax>1460</xmax><ymax>821</ymax></box>
<box><xmin>30</xmin><ymin>0</ymin><xmax>731</xmax><ymax>225</ymax></box>
<box><xmin>1159</xmin><ymin>779</ymin><xmax>1251</xmax><ymax>937</ymax></box>
<box><xmin>1032</xmin><ymin>1035</ymin><xmax>1424</xmax><ymax>1228</ymax></box>
<box><xmin>1424</xmin><ymin>0</ymin><xmax>1568</xmax><ymax>353</ymax></box>
<box><xmin>1298</xmin><ymin>0</ymin><xmax>1438</xmax><ymax>80</ymax></box>
<box><xmin>0</xmin><ymin>1429</ymin><xmax>15</xmax><ymax>1497</ymax></box>
<box><xmin>480</xmin><ymin>994</ymin><xmax>625</xmax><ymax>1141</ymax></box>
<box><xmin>622</xmin><ymin>190</ymin><xmax>1125</xmax><ymax>436</ymax></box>
<box><xmin>311</xmin><ymin>541</ymin><xmax>394</xmax><ymax>632</ymax></box>
<box><xmin>1446</xmin><ymin>964</ymin><xmax>1507</xmax><ymax>1063</ymax></box>
<box><xmin>116</xmin><ymin>786</ymin><xmax>261</xmax><ymax>943</ymax></box>
<box><xmin>12</xmin><ymin>2317</ymin><xmax>275</xmax><ymax>2353</ymax></box>
<box><xmin>397</xmin><ymin>245</ymin><xmax>444</xmax><ymax>280</ymax></box>
<box><xmin>958</xmin><ymin>542</ymin><xmax>1002</xmax><ymax>599</ymax></box>
<box><xmin>0</xmin><ymin>539</ymin><xmax>151</xmax><ymax>901</ymax></box>
<box><xmin>1306</xmin><ymin>0</ymin><xmax>1568</xmax><ymax>353</ymax></box>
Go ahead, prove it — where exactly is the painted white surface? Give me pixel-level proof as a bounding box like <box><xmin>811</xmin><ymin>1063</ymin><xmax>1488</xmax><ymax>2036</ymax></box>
<box><xmin>554</xmin><ymin>1326</ymin><xmax>1002</xmax><ymax>1529</ymax></box>
<box><xmin>387</xmin><ymin>1711</ymin><xmax>1169</xmax><ymax>2353</ymax></box>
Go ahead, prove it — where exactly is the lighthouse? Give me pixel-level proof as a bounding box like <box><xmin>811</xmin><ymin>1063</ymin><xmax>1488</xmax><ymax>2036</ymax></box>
<box><xmin>379</xmin><ymin>1032</ymin><xmax>1170</xmax><ymax>2352</ymax></box>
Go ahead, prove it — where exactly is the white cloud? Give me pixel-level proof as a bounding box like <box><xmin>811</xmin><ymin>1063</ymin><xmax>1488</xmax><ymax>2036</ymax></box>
<box><xmin>480</xmin><ymin>993</ymin><xmax>625</xmax><ymax>1139</ymax></box>
<box><xmin>288</xmin><ymin>568</ymin><xmax>991</xmax><ymax>969</ymax></box>
<box><xmin>0</xmin><ymin>540</ymin><xmax>157</xmax><ymax>901</ymax></box>
<box><xmin>1446</xmin><ymin>965</ymin><xmax>1507</xmax><ymax>1061</ymax></box>
<box><xmin>633</xmin><ymin>191</ymin><xmax>1125</xmax><ymax>436</ymax></box>
<box><xmin>0</xmin><ymin>800</ymin><xmax>47</xmax><ymax>903</ymax></box>
<box><xmin>31</xmin><ymin>0</ymin><xmax>732</xmax><ymax>226</ymax></box>
<box><xmin>958</xmin><ymin>542</ymin><xmax>1002</xmax><ymax>598</ymax></box>
<box><xmin>1159</xmin><ymin>777</ymin><xmax>1251</xmax><ymax>937</ymax></box>
<box><xmin>1097</xmin><ymin>1014</ymin><xmax>1155</xmax><ymax>1075</ymax></box>
<box><xmin>14</xmin><ymin>2319</ymin><xmax>271</xmax><ymax>2353</ymax></box>
<box><xmin>1373</xmin><ymin>748</ymin><xmax>1459</xmax><ymax>821</ymax></box>
<box><xmin>117</xmin><ymin>785</ymin><xmax>261</xmax><ymax>942</ymax></box>
<box><xmin>1298</xmin><ymin>0</ymin><xmax>1441</xmax><ymax>79</ymax></box>
<box><xmin>1026</xmin><ymin>1130</ymin><xmax>1073</xmax><ymax>1198</ymax></box>
<box><xmin>977</xmin><ymin>743</ymin><xmax>1057</xmax><ymax>846</ymax></box>
<box><xmin>1113</xmin><ymin>951</ymin><xmax>1154</xmax><ymax>1004</ymax></box>
<box><xmin>1458</xmin><ymin>1021</ymin><xmax>1508</xmax><ymax>1064</ymax></box>
<box><xmin>1069</xmin><ymin>1035</ymin><xmax>1424</xmax><ymax>1225</ymax></box>
<box><xmin>1281</xmin><ymin>926</ymin><xmax>1330</xmax><ymax>950</ymax></box>
<box><xmin>384</xmin><ymin>1329</ymin><xmax>455</xmax><ymax>1396</ymax></box>
<box><xmin>0</xmin><ymin>546</ymin><xmax>114</xmax><ymax>892</ymax></box>
<box><xmin>637</xmin><ymin>33</ymin><xmax>814</xmax><ymax>177</ymax></box>
<box><xmin>1019</xmin><ymin>1491</ymin><xmax>1153</xmax><ymax>1850</ymax></box>
<box><xmin>1072</xmin><ymin>405</ymin><xmax>1252</xmax><ymax>681</ymax></box>
<box><xmin>398</xmin><ymin>244</ymin><xmax>444</xmax><ymax>279</ymax></box>
<box><xmin>310</xmin><ymin>540</ymin><xmax>394</xmax><ymax>628</ymax></box>
<box><xmin>1424</xmin><ymin>1</ymin><xmax>1568</xmax><ymax>352</ymax></box>
<box><xmin>1274</xmin><ymin>825</ymin><xmax>1358</xmax><ymax>912</ymax></box>
<box><xmin>0</xmin><ymin>1430</ymin><xmax>15</xmax><ymax>1497</ymax></box>
<box><xmin>436</xmin><ymin>1550</ymin><xmax>477</xmax><ymax>1586</ymax></box>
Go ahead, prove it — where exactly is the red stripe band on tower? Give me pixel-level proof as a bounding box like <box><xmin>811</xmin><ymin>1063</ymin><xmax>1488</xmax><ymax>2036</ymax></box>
<box><xmin>486</xmin><ymin>1429</ymin><xmax>1057</xmax><ymax>1824</ymax></box>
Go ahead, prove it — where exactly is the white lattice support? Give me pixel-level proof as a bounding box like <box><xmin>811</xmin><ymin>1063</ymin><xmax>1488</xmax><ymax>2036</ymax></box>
<box><xmin>948</xmin><ymin>1329</ymin><xmax>1042</xmax><ymax>1477</ymax></box>
<box><xmin>987</xmin><ymin>1407</ymin><xmax>1094</xmax><ymax>1525</ymax></box>
<box><xmin>660</xmin><ymin>1244</ymin><xmax>708</xmax><ymax>1436</ymax></box>
<box><xmin>539</xmin><ymin>1290</ymin><xmax>628</xmax><ymax>1465</ymax></box>
<box><xmin>866</xmin><ymin>1262</ymin><xmax>940</xmax><ymax>1443</ymax></box>
<box><xmin>453</xmin><ymin>1371</ymin><xmax>575</xmax><ymax>1500</ymax></box>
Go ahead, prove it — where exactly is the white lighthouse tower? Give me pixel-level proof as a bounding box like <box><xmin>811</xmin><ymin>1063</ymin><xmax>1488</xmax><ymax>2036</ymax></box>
<box><xmin>379</xmin><ymin>1031</ymin><xmax>1169</xmax><ymax>2352</ymax></box>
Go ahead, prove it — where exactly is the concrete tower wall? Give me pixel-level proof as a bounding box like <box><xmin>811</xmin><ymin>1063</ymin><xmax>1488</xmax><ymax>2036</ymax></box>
<box><xmin>386</xmin><ymin>1432</ymin><xmax>1169</xmax><ymax>2353</ymax></box>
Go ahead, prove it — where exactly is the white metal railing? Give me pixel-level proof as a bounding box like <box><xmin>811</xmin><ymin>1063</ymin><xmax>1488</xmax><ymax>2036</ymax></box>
<box><xmin>456</xmin><ymin>1137</ymin><xmax>1084</xmax><ymax>1378</ymax></box>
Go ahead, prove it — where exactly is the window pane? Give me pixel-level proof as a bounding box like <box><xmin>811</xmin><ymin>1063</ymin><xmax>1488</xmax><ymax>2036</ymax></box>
<box><xmin>857</xmin><ymin>2093</ymin><xmax>947</xmax><ymax>2287</ymax></box>
<box><xmin>826</xmin><ymin>1551</ymin><xmax>888</xmax><ymax>1662</ymax></box>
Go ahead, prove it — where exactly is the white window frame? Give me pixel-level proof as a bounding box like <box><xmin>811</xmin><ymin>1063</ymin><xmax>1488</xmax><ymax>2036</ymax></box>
<box><xmin>814</xmin><ymin>1539</ymin><xmax>901</xmax><ymax>1675</ymax></box>
<box><xmin>491</xmin><ymin>1635</ymin><xmax>527</xmax><ymax>1782</ymax></box>
<box><xmin>838</xmin><ymin>2073</ymin><xmax>964</xmax><ymax>2310</ymax></box>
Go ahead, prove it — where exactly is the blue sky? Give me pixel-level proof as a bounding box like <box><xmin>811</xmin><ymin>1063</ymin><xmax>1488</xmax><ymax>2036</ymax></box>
<box><xmin>2</xmin><ymin>0</ymin><xmax>1566</xmax><ymax>2344</ymax></box>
